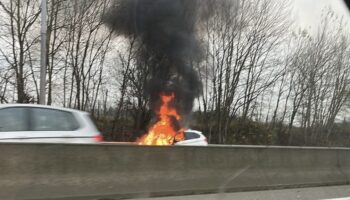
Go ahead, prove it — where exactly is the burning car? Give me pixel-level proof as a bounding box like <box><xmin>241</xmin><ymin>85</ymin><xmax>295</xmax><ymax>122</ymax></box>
<box><xmin>135</xmin><ymin>93</ymin><xmax>208</xmax><ymax>146</ymax></box>
<box><xmin>174</xmin><ymin>129</ymin><xmax>208</xmax><ymax>146</ymax></box>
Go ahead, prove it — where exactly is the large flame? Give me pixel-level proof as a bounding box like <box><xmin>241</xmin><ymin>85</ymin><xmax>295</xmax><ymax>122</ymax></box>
<box><xmin>137</xmin><ymin>93</ymin><xmax>185</xmax><ymax>145</ymax></box>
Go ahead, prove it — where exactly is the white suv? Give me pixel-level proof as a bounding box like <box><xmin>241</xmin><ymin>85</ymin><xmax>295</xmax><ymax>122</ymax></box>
<box><xmin>0</xmin><ymin>104</ymin><xmax>102</xmax><ymax>143</ymax></box>
<box><xmin>175</xmin><ymin>129</ymin><xmax>208</xmax><ymax>146</ymax></box>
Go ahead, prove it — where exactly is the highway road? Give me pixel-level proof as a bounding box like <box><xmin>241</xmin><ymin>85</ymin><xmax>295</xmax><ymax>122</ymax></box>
<box><xmin>136</xmin><ymin>185</ymin><xmax>350</xmax><ymax>200</ymax></box>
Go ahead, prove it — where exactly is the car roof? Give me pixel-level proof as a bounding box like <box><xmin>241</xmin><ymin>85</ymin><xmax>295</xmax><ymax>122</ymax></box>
<box><xmin>185</xmin><ymin>129</ymin><xmax>204</xmax><ymax>135</ymax></box>
<box><xmin>0</xmin><ymin>104</ymin><xmax>89</xmax><ymax>114</ymax></box>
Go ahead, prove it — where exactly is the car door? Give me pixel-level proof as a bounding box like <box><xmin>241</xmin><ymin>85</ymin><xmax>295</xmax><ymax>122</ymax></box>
<box><xmin>0</xmin><ymin>107</ymin><xmax>31</xmax><ymax>142</ymax></box>
<box><xmin>27</xmin><ymin>107</ymin><xmax>83</xmax><ymax>143</ymax></box>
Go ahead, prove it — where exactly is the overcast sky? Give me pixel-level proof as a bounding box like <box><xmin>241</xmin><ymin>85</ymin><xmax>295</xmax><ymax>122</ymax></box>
<box><xmin>292</xmin><ymin>0</ymin><xmax>350</xmax><ymax>31</ymax></box>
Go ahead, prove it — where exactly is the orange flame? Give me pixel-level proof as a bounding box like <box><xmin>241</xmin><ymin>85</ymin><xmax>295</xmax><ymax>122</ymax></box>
<box><xmin>137</xmin><ymin>93</ymin><xmax>185</xmax><ymax>145</ymax></box>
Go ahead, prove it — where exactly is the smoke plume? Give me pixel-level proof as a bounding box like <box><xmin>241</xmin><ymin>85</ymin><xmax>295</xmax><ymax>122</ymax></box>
<box><xmin>104</xmin><ymin>0</ymin><xmax>206</xmax><ymax>129</ymax></box>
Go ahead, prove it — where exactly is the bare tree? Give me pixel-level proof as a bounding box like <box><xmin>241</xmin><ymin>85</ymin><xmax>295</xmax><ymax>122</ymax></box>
<box><xmin>198</xmin><ymin>0</ymin><xmax>290</xmax><ymax>144</ymax></box>
<box><xmin>56</xmin><ymin>0</ymin><xmax>112</xmax><ymax>110</ymax></box>
<box><xmin>0</xmin><ymin>0</ymin><xmax>40</xmax><ymax>103</ymax></box>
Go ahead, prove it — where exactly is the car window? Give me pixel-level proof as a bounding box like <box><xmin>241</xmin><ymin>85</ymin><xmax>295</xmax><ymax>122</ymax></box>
<box><xmin>0</xmin><ymin>107</ymin><xmax>29</xmax><ymax>132</ymax></box>
<box><xmin>30</xmin><ymin>108</ymin><xmax>80</xmax><ymax>131</ymax></box>
<box><xmin>185</xmin><ymin>132</ymin><xmax>200</xmax><ymax>140</ymax></box>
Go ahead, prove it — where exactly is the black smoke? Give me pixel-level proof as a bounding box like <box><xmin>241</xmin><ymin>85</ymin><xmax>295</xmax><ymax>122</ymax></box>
<box><xmin>104</xmin><ymin>0</ymin><xmax>206</xmax><ymax>128</ymax></box>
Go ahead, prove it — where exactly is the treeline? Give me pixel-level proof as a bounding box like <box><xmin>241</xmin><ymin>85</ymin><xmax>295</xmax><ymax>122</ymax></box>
<box><xmin>1</xmin><ymin>0</ymin><xmax>350</xmax><ymax>146</ymax></box>
<box><xmin>0</xmin><ymin>0</ymin><xmax>112</xmax><ymax>110</ymax></box>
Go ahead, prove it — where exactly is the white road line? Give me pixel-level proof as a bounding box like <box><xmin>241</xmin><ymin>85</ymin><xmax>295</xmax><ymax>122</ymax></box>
<box><xmin>322</xmin><ymin>198</ymin><xmax>350</xmax><ymax>200</ymax></box>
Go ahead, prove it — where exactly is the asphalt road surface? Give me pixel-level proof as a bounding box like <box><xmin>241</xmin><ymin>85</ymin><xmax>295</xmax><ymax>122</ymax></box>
<box><xmin>136</xmin><ymin>185</ymin><xmax>350</xmax><ymax>200</ymax></box>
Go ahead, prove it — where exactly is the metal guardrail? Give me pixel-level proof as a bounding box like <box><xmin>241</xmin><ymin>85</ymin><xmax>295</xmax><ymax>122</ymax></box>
<box><xmin>0</xmin><ymin>143</ymin><xmax>349</xmax><ymax>200</ymax></box>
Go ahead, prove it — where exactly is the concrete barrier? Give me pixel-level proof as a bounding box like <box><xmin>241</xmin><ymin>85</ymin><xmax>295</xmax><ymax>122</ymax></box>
<box><xmin>0</xmin><ymin>143</ymin><xmax>349</xmax><ymax>200</ymax></box>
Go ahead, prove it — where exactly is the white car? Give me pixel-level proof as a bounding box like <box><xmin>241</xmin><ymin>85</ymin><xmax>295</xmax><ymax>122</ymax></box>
<box><xmin>0</xmin><ymin>104</ymin><xmax>102</xmax><ymax>143</ymax></box>
<box><xmin>175</xmin><ymin>129</ymin><xmax>208</xmax><ymax>146</ymax></box>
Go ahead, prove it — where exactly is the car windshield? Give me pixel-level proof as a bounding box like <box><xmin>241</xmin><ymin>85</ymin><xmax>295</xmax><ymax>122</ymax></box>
<box><xmin>1</xmin><ymin>0</ymin><xmax>350</xmax><ymax>199</ymax></box>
